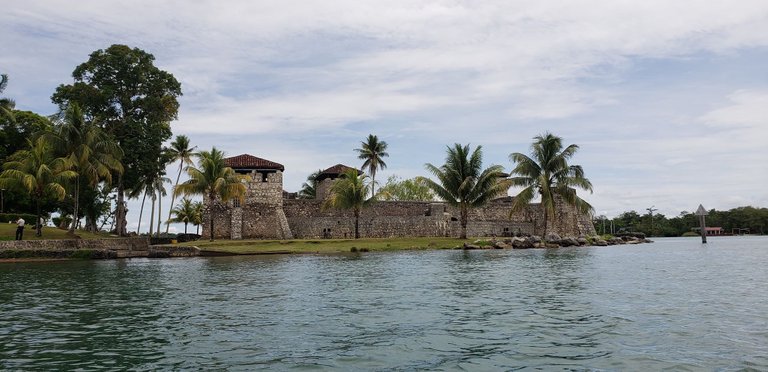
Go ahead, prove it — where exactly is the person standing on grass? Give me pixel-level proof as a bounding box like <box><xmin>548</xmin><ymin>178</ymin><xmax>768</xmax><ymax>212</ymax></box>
<box><xmin>15</xmin><ymin>217</ymin><xmax>25</xmax><ymax>240</ymax></box>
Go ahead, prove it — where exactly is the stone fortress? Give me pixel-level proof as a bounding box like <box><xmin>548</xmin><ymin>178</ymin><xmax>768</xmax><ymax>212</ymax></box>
<box><xmin>203</xmin><ymin>154</ymin><xmax>596</xmax><ymax>240</ymax></box>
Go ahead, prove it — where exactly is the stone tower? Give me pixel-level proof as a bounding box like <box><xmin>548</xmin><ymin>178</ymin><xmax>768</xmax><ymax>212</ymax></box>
<box><xmin>314</xmin><ymin>164</ymin><xmax>361</xmax><ymax>200</ymax></box>
<box><xmin>204</xmin><ymin>154</ymin><xmax>293</xmax><ymax>239</ymax></box>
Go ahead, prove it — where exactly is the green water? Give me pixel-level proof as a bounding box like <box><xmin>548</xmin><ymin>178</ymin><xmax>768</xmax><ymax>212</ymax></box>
<box><xmin>1</xmin><ymin>237</ymin><xmax>767</xmax><ymax>370</ymax></box>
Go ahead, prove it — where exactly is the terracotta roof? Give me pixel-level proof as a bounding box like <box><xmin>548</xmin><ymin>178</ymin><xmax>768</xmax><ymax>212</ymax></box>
<box><xmin>224</xmin><ymin>154</ymin><xmax>284</xmax><ymax>171</ymax></box>
<box><xmin>317</xmin><ymin>164</ymin><xmax>360</xmax><ymax>180</ymax></box>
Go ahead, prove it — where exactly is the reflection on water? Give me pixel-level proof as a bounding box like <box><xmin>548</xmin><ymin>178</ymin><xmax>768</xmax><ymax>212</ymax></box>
<box><xmin>1</xmin><ymin>237</ymin><xmax>768</xmax><ymax>370</ymax></box>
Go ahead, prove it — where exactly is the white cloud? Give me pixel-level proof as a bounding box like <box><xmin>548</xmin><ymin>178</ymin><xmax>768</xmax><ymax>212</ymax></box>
<box><xmin>3</xmin><ymin>0</ymin><xmax>768</xmax><ymax>230</ymax></box>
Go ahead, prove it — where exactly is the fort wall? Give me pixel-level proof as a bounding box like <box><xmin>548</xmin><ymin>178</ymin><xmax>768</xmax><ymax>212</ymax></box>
<box><xmin>203</xmin><ymin>169</ymin><xmax>597</xmax><ymax>240</ymax></box>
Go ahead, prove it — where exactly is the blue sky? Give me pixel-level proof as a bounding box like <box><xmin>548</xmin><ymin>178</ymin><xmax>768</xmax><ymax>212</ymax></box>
<box><xmin>2</xmin><ymin>0</ymin><xmax>768</xmax><ymax>232</ymax></box>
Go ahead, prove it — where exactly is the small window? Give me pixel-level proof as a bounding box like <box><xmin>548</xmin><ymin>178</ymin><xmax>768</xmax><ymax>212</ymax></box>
<box><xmin>233</xmin><ymin>199</ymin><xmax>241</xmax><ymax>208</ymax></box>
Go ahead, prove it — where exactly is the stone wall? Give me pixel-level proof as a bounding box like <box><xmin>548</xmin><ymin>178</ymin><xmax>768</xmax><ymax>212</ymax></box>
<box><xmin>203</xmin><ymin>168</ymin><xmax>597</xmax><ymax>240</ymax></box>
<box><xmin>0</xmin><ymin>237</ymin><xmax>150</xmax><ymax>251</ymax></box>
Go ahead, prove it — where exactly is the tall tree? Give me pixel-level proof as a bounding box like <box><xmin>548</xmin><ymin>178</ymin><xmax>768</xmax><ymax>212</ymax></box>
<box><xmin>165</xmin><ymin>135</ymin><xmax>196</xmax><ymax>233</ymax></box>
<box><xmin>508</xmin><ymin>132</ymin><xmax>593</xmax><ymax>237</ymax></box>
<box><xmin>51</xmin><ymin>44</ymin><xmax>182</xmax><ymax>236</ymax></box>
<box><xmin>169</xmin><ymin>197</ymin><xmax>196</xmax><ymax>234</ymax></box>
<box><xmin>377</xmin><ymin>175</ymin><xmax>436</xmax><ymax>201</ymax></box>
<box><xmin>0</xmin><ymin>74</ymin><xmax>15</xmax><ymax>122</ymax></box>
<box><xmin>323</xmin><ymin>169</ymin><xmax>371</xmax><ymax>239</ymax></box>
<box><xmin>424</xmin><ymin>144</ymin><xmax>508</xmax><ymax>239</ymax></box>
<box><xmin>175</xmin><ymin>147</ymin><xmax>246</xmax><ymax>241</ymax></box>
<box><xmin>192</xmin><ymin>201</ymin><xmax>203</xmax><ymax>235</ymax></box>
<box><xmin>1</xmin><ymin>111</ymin><xmax>52</xmax><ymax>162</ymax></box>
<box><xmin>298</xmin><ymin>170</ymin><xmax>322</xmax><ymax>199</ymax></box>
<box><xmin>45</xmin><ymin>103</ymin><xmax>123</xmax><ymax>233</ymax></box>
<box><xmin>0</xmin><ymin>137</ymin><xmax>76</xmax><ymax>237</ymax></box>
<box><xmin>354</xmin><ymin>134</ymin><xmax>389</xmax><ymax>197</ymax></box>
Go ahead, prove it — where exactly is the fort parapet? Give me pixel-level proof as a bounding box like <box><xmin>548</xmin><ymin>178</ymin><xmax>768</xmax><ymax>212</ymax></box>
<box><xmin>203</xmin><ymin>154</ymin><xmax>596</xmax><ymax>239</ymax></box>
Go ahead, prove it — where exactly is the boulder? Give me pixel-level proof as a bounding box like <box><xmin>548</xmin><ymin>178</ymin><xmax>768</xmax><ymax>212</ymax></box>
<box><xmin>545</xmin><ymin>233</ymin><xmax>562</xmax><ymax>242</ymax></box>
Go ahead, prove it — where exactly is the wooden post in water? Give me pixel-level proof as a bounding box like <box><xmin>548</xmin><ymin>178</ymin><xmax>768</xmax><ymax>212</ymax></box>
<box><xmin>696</xmin><ymin>204</ymin><xmax>708</xmax><ymax>244</ymax></box>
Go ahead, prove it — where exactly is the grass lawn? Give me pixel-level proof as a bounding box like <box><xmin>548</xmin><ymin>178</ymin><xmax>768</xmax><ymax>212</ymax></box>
<box><xmin>0</xmin><ymin>222</ymin><xmax>115</xmax><ymax>241</ymax></box>
<box><xmin>180</xmin><ymin>236</ymin><xmax>487</xmax><ymax>255</ymax></box>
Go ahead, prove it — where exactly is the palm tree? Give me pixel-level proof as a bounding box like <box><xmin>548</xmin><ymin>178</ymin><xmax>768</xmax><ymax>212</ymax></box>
<box><xmin>508</xmin><ymin>132</ymin><xmax>593</xmax><ymax>237</ymax></box>
<box><xmin>175</xmin><ymin>147</ymin><xmax>246</xmax><ymax>241</ymax></box>
<box><xmin>424</xmin><ymin>144</ymin><xmax>508</xmax><ymax>239</ymax></box>
<box><xmin>192</xmin><ymin>201</ymin><xmax>203</xmax><ymax>235</ymax></box>
<box><xmin>298</xmin><ymin>170</ymin><xmax>321</xmax><ymax>199</ymax></box>
<box><xmin>165</xmin><ymin>135</ymin><xmax>196</xmax><ymax>233</ymax></box>
<box><xmin>127</xmin><ymin>173</ymin><xmax>152</xmax><ymax>234</ymax></box>
<box><xmin>354</xmin><ymin>134</ymin><xmax>389</xmax><ymax>197</ymax></box>
<box><xmin>0</xmin><ymin>137</ymin><xmax>76</xmax><ymax>236</ymax></box>
<box><xmin>169</xmin><ymin>197</ymin><xmax>196</xmax><ymax>234</ymax></box>
<box><xmin>323</xmin><ymin>169</ymin><xmax>371</xmax><ymax>239</ymax></box>
<box><xmin>45</xmin><ymin>103</ymin><xmax>123</xmax><ymax>233</ymax></box>
<box><xmin>0</xmin><ymin>74</ymin><xmax>15</xmax><ymax>122</ymax></box>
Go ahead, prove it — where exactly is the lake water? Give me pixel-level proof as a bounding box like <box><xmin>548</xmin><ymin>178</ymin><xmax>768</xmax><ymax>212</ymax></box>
<box><xmin>1</xmin><ymin>237</ymin><xmax>767</xmax><ymax>370</ymax></box>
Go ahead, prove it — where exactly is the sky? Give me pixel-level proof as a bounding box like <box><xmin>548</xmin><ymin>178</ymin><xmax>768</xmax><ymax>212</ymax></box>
<box><xmin>2</xmin><ymin>0</ymin><xmax>768</xmax><ymax>233</ymax></box>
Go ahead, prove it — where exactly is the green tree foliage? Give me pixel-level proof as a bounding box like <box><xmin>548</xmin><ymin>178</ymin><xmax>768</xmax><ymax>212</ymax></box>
<box><xmin>508</xmin><ymin>132</ymin><xmax>593</xmax><ymax>236</ymax></box>
<box><xmin>424</xmin><ymin>144</ymin><xmax>508</xmax><ymax>239</ymax></box>
<box><xmin>377</xmin><ymin>175</ymin><xmax>435</xmax><ymax>201</ymax></box>
<box><xmin>192</xmin><ymin>200</ymin><xmax>203</xmax><ymax>235</ymax></box>
<box><xmin>323</xmin><ymin>169</ymin><xmax>371</xmax><ymax>239</ymax></box>
<box><xmin>600</xmin><ymin>207</ymin><xmax>768</xmax><ymax>237</ymax></box>
<box><xmin>0</xmin><ymin>74</ymin><xmax>15</xmax><ymax>122</ymax></box>
<box><xmin>354</xmin><ymin>134</ymin><xmax>389</xmax><ymax>196</ymax></box>
<box><xmin>0</xmin><ymin>137</ymin><xmax>76</xmax><ymax>236</ymax></box>
<box><xmin>298</xmin><ymin>170</ymin><xmax>321</xmax><ymax>199</ymax></box>
<box><xmin>169</xmin><ymin>197</ymin><xmax>196</xmax><ymax>234</ymax></box>
<box><xmin>1</xmin><ymin>110</ymin><xmax>51</xmax><ymax>162</ymax></box>
<box><xmin>51</xmin><ymin>44</ymin><xmax>182</xmax><ymax>236</ymax></box>
<box><xmin>175</xmin><ymin>147</ymin><xmax>246</xmax><ymax>241</ymax></box>
<box><xmin>44</xmin><ymin>103</ymin><xmax>123</xmax><ymax>233</ymax></box>
<box><xmin>165</xmin><ymin>135</ymin><xmax>196</xmax><ymax>233</ymax></box>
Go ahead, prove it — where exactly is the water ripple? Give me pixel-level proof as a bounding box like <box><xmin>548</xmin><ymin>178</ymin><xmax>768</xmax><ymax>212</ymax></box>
<box><xmin>1</xmin><ymin>237</ymin><xmax>768</xmax><ymax>370</ymax></box>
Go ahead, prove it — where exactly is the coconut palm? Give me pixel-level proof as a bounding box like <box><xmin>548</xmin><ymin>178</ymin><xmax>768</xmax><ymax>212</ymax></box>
<box><xmin>323</xmin><ymin>169</ymin><xmax>371</xmax><ymax>239</ymax></box>
<box><xmin>0</xmin><ymin>74</ymin><xmax>15</xmax><ymax>122</ymax></box>
<box><xmin>192</xmin><ymin>201</ymin><xmax>203</xmax><ymax>235</ymax></box>
<box><xmin>45</xmin><ymin>103</ymin><xmax>123</xmax><ymax>233</ymax></box>
<box><xmin>0</xmin><ymin>137</ymin><xmax>76</xmax><ymax>236</ymax></box>
<box><xmin>298</xmin><ymin>170</ymin><xmax>322</xmax><ymax>199</ymax></box>
<box><xmin>508</xmin><ymin>132</ymin><xmax>593</xmax><ymax>237</ymax></box>
<box><xmin>169</xmin><ymin>197</ymin><xmax>196</xmax><ymax>234</ymax></box>
<box><xmin>354</xmin><ymin>134</ymin><xmax>388</xmax><ymax>197</ymax></box>
<box><xmin>424</xmin><ymin>144</ymin><xmax>508</xmax><ymax>239</ymax></box>
<box><xmin>165</xmin><ymin>135</ymin><xmax>197</xmax><ymax>233</ymax></box>
<box><xmin>175</xmin><ymin>147</ymin><xmax>246</xmax><ymax>241</ymax></box>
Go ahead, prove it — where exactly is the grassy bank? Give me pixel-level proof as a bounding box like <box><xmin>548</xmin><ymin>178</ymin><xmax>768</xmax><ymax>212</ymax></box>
<box><xmin>181</xmin><ymin>237</ymin><xmax>481</xmax><ymax>255</ymax></box>
<box><xmin>0</xmin><ymin>223</ymin><xmax>114</xmax><ymax>241</ymax></box>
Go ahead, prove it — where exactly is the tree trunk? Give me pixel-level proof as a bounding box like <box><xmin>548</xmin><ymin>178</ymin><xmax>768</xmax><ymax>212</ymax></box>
<box><xmin>354</xmin><ymin>209</ymin><xmax>360</xmax><ymax>239</ymax></box>
<box><xmin>149</xmin><ymin>194</ymin><xmax>156</xmax><ymax>236</ymax></box>
<box><xmin>542</xmin><ymin>205</ymin><xmax>549</xmax><ymax>238</ymax></box>
<box><xmin>115</xmin><ymin>175</ymin><xmax>127</xmax><ymax>236</ymax></box>
<box><xmin>36</xmin><ymin>195</ymin><xmax>42</xmax><ymax>237</ymax></box>
<box><xmin>184</xmin><ymin>222</ymin><xmax>188</xmax><ymax>234</ymax></box>
<box><xmin>137</xmin><ymin>191</ymin><xmax>147</xmax><ymax>234</ymax></box>
<box><xmin>209</xmin><ymin>194</ymin><xmax>215</xmax><ymax>241</ymax></box>
<box><xmin>69</xmin><ymin>179</ymin><xmax>80</xmax><ymax>233</ymax></box>
<box><xmin>460</xmin><ymin>204</ymin><xmax>468</xmax><ymax>239</ymax></box>
<box><xmin>166</xmin><ymin>162</ymin><xmax>183</xmax><ymax>233</ymax></box>
<box><xmin>156</xmin><ymin>189</ymin><xmax>162</xmax><ymax>237</ymax></box>
<box><xmin>196</xmin><ymin>224</ymin><xmax>199</xmax><ymax>235</ymax></box>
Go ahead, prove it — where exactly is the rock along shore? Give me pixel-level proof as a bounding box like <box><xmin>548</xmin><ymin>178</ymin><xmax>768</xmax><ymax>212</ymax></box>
<box><xmin>463</xmin><ymin>233</ymin><xmax>652</xmax><ymax>250</ymax></box>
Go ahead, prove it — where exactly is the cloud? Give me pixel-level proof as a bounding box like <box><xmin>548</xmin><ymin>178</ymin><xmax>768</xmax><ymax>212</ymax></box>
<box><xmin>3</xmin><ymin>0</ymin><xmax>768</xmax><ymax>229</ymax></box>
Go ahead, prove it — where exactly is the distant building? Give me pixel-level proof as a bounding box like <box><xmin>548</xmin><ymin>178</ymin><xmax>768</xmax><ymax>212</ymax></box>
<box><xmin>691</xmin><ymin>227</ymin><xmax>725</xmax><ymax>236</ymax></box>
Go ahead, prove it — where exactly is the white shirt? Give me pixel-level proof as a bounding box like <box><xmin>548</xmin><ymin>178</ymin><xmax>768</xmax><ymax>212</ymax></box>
<box><xmin>17</xmin><ymin>218</ymin><xmax>25</xmax><ymax>227</ymax></box>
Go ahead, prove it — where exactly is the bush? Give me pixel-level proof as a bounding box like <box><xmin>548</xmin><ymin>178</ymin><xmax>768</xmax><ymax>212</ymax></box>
<box><xmin>0</xmin><ymin>213</ymin><xmax>37</xmax><ymax>224</ymax></box>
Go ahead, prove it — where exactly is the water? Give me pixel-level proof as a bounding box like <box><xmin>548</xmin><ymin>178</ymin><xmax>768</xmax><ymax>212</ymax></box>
<box><xmin>1</xmin><ymin>237</ymin><xmax>767</xmax><ymax>370</ymax></box>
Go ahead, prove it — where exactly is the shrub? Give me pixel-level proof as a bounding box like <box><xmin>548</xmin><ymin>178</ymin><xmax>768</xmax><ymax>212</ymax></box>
<box><xmin>0</xmin><ymin>213</ymin><xmax>38</xmax><ymax>224</ymax></box>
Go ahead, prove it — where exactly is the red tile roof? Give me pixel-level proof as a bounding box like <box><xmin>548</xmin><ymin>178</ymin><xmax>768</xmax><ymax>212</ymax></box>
<box><xmin>317</xmin><ymin>164</ymin><xmax>360</xmax><ymax>180</ymax></box>
<box><xmin>224</xmin><ymin>154</ymin><xmax>284</xmax><ymax>171</ymax></box>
